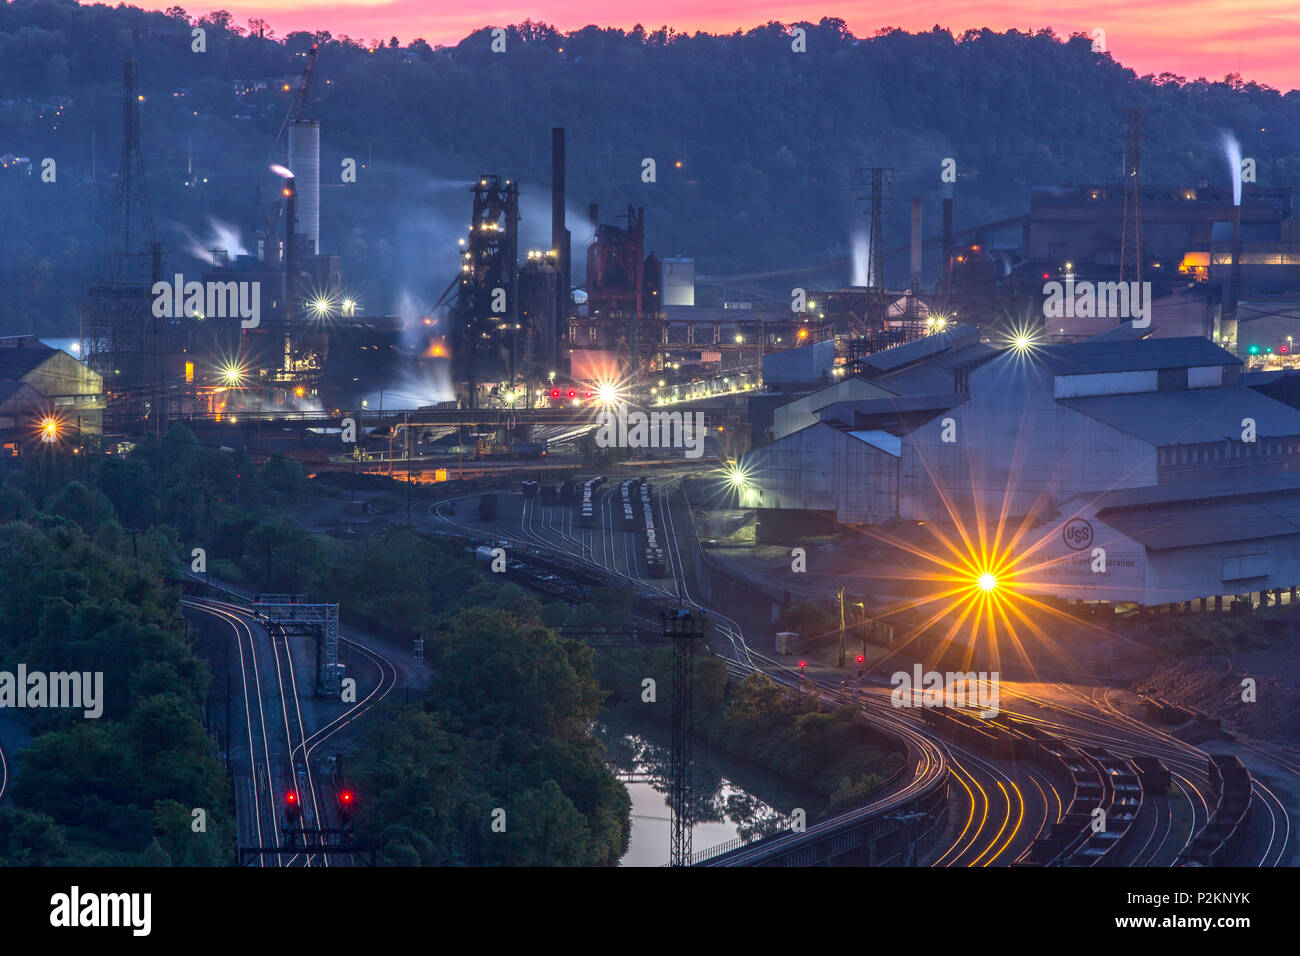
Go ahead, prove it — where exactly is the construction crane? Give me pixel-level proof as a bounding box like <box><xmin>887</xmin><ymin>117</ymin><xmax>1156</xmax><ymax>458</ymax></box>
<box><xmin>292</xmin><ymin>44</ymin><xmax>319</xmax><ymax>123</ymax></box>
<box><xmin>258</xmin><ymin>44</ymin><xmax>319</xmax><ymax>247</ymax></box>
<box><xmin>267</xmin><ymin>43</ymin><xmax>320</xmax><ymax>165</ymax></box>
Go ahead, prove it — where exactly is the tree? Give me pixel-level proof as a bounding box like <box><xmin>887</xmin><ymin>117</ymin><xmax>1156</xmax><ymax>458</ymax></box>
<box><xmin>49</xmin><ymin>480</ymin><xmax>115</xmax><ymax>534</ymax></box>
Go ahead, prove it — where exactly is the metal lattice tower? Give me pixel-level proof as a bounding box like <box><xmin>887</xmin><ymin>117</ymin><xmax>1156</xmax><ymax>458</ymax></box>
<box><xmin>106</xmin><ymin>60</ymin><xmax>156</xmax><ymax>282</ymax></box>
<box><xmin>83</xmin><ymin>60</ymin><xmax>164</xmax><ymax>434</ymax></box>
<box><xmin>1119</xmin><ymin>109</ymin><xmax>1143</xmax><ymax>293</ymax></box>
<box><xmin>665</xmin><ymin>609</ymin><xmax>707</xmax><ymax>867</ymax></box>
<box><xmin>855</xmin><ymin>166</ymin><xmax>894</xmax><ymax>291</ymax></box>
<box><xmin>855</xmin><ymin>166</ymin><xmax>895</xmax><ymax>333</ymax></box>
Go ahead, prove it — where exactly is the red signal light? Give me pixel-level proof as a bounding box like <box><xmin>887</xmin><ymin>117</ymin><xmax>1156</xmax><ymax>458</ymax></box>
<box><xmin>286</xmin><ymin>792</ymin><xmax>297</xmax><ymax>804</ymax></box>
<box><xmin>341</xmin><ymin>791</ymin><xmax>353</xmax><ymax>803</ymax></box>
<box><xmin>550</xmin><ymin>388</ymin><xmax>560</xmax><ymax>399</ymax></box>
<box><xmin>567</xmin><ymin>389</ymin><xmax>576</xmax><ymax>399</ymax></box>
<box><xmin>856</xmin><ymin>655</ymin><xmax>865</xmax><ymax>664</ymax></box>
<box><xmin>1282</xmin><ymin>345</ymin><xmax>1290</xmax><ymax>354</ymax></box>
<box><xmin>798</xmin><ymin>660</ymin><xmax>806</xmax><ymax>670</ymax></box>
<box><xmin>1042</xmin><ymin>273</ymin><xmax>1050</xmax><ymax>280</ymax></box>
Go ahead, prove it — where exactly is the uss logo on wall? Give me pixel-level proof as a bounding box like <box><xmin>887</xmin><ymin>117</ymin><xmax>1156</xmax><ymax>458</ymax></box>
<box><xmin>1062</xmin><ymin>518</ymin><xmax>1094</xmax><ymax>551</ymax></box>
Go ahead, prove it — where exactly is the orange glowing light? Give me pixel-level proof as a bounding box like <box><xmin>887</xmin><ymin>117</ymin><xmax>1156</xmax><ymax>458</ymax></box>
<box><xmin>855</xmin><ymin>424</ymin><xmax>1125</xmax><ymax>679</ymax></box>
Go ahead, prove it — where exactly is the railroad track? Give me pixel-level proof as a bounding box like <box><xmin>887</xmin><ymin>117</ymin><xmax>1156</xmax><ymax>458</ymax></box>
<box><xmin>184</xmin><ymin>595</ymin><xmax>399</xmax><ymax>867</ymax></box>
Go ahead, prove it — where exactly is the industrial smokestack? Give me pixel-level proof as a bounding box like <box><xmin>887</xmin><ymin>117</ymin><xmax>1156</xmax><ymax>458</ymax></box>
<box><xmin>910</xmin><ymin>198</ymin><xmax>923</xmax><ymax>291</ymax></box>
<box><xmin>589</xmin><ymin>203</ymin><xmax>599</xmax><ymax>229</ymax></box>
<box><xmin>283</xmin><ymin>175</ymin><xmax>297</xmax><ymax>321</ymax></box>
<box><xmin>1231</xmin><ymin>208</ymin><xmax>1242</xmax><ymax>314</ymax></box>
<box><xmin>552</xmin><ymin>128</ymin><xmax>569</xmax><ymax>372</ymax></box>
<box><xmin>288</xmin><ymin>120</ymin><xmax>320</xmax><ymax>254</ymax></box>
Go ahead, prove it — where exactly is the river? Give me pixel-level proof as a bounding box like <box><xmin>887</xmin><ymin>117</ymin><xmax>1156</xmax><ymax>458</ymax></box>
<box><xmin>595</xmin><ymin>711</ymin><xmax>816</xmax><ymax>866</ymax></box>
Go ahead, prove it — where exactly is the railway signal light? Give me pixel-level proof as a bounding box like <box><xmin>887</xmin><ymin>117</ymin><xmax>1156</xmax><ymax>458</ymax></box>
<box><xmin>856</xmin><ymin>654</ymin><xmax>864</xmax><ymax>664</ymax></box>
<box><xmin>798</xmin><ymin>660</ymin><xmax>806</xmax><ymax>673</ymax></box>
<box><xmin>286</xmin><ymin>791</ymin><xmax>301</xmax><ymax>822</ymax></box>
<box><xmin>550</xmin><ymin>388</ymin><xmax>561</xmax><ymax>399</ymax></box>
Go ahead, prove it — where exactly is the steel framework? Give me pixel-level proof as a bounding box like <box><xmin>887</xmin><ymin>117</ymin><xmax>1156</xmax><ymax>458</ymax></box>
<box><xmin>252</xmin><ymin>595</ymin><xmax>340</xmax><ymax>697</ymax></box>
<box><xmin>664</xmin><ymin>609</ymin><xmax>708</xmax><ymax>867</ymax></box>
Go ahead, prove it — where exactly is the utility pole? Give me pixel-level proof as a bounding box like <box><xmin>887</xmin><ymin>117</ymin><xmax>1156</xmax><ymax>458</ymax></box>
<box><xmin>838</xmin><ymin>586</ymin><xmax>846</xmax><ymax>668</ymax></box>
<box><xmin>1120</xmin><ymin>108</ymin><xmax>1143</xmax><ymax>294</ymax></box>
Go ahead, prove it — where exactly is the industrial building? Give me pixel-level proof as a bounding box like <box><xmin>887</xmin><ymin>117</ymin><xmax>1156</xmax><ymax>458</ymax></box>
<box><xmin>740</xmin><ymin>328</ymin><xmax>1300</xmax><ymax>606</ymax></box>
<box><xmin>0</xmin><ymin>337</ymin><xmax>104</xmax><ymax>437</ymax></box>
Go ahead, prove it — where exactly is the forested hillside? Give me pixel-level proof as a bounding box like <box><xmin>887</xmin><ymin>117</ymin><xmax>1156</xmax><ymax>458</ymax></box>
<box><xmin>2</xmin><ymin>2</ymin><xmax>1299</xmax><ymax>334</ymax></box>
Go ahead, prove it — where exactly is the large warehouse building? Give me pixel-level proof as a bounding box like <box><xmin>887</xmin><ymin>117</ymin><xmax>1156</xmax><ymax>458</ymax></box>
<box><xmin>741</xmin><ymin>326</ymin><xmax>1300</xmax><ymax>606</ymax></box>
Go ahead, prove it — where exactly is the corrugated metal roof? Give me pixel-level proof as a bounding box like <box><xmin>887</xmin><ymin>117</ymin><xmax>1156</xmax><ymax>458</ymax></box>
<box><xmin>0</xmin><ymin>344</ymin><xmax>57</xmax><ymax>376</ymax></box>
<box><xmin>860</xmin><ymin>325</ymin><xmax>979</xmax><ymax>373</ymax></box>
<box><xmin>1038</xmin><ymin>336</ymin><xmax>1238</xmax><ymax>375</ymax></box>
<box><xmin>1062</xmin><ymin>387</ymin><xmax>1300</xmax><ymax>445</ymax></box>
<box><xmin>873</xmin><ymin>363</ymin><xmax>957</xmax><ymax>395</ymax></box>
<box><xmin>1083</xmin><ymin>471</ymin><xmax>1300</xmax><ymax>509</ymax></box>
<box><xmin>1104</xmin><ymin>499</ymin><xmax>1300</xmax><ymax>550</ymax></box>
<box><xmin>1081</xmin><ymin>321</ymin><xmax>1152</xmax><ymax>344</ymax></box>
<box><xmin>818</xmin><ymin>393</ymin><xmax>964</xmax><ymax>428</ymax></box>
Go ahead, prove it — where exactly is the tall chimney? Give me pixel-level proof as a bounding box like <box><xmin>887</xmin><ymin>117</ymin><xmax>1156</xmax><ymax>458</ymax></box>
<box><xmin>284</xmin><ymin>175</ymin><xmax>297</xmax><ymax>323</ymax></box>
<box><xmin>287</xmin><ymin>120</ymin><xmax>319</xmax><ymax>254</ymax></box>
<box><xmin>941</xmin><ymin>186</ymin><xmax>954</xmax><ymax>299</ymax></box>
<box><xmin>552</xmin><ymin>128</ymin><xmax>569</xmax><ymax>372</ymax></box>
<box><xmin>1231</xmin><ymin>206</ymin><xmax>1242</xmax><ymax>314</ymax></box>
<box><xmin>589</xmin><ymin>203</ymin><xmax>599</xmax><ymax>229</ymax></box>
<box><xmin>910</xmin><ymin>197</ymin><xmax>923</xmax><ymax>291</ymax></box>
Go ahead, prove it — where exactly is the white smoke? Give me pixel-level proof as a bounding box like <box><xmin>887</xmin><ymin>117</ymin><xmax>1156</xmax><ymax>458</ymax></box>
<box><xmin>182</xmin><ymin>216</ymin><xmax>250</xmax><ymax>264</ymax></box>
<box><xmin>851</xmin><ymin>229</ymin><xmax>871</xmax><ymax>287</ymax></box>
<box><xmin>358</xmin><ymin>367</ymin><xmax>453</xmax><ymax>408</ymax></box>
<box><xmin>1220</xmin><ymin>131</ymin><xmax>1242</xmax><ymax>207</ymax></box>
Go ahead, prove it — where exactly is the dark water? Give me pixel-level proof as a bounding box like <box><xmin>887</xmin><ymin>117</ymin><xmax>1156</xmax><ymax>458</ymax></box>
<box><xmin>594</xmin><ymin>710</ymin><xmax>816</xmax><ymax>866</ymax></box>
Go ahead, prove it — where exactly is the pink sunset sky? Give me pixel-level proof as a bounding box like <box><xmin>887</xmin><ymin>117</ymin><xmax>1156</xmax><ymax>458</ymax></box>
<box><xmin>159</xmin><ymin>0</ymin><xmax>1300</xmax><ymax>92</ymax></box>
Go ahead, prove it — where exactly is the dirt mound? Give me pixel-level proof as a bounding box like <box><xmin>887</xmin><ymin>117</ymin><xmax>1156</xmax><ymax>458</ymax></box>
<box><xmin>1135</xmin><ymin>655</ymin><xmax>1300</xmax><ymax>746</ymax></box>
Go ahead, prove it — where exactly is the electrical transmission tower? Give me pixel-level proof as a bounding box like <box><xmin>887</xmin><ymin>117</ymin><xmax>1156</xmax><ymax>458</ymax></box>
<box><xmin>855</xmin><ymin>166</ymin><xmax>895</xmax><ymax>332</ymax></box>
<box><xmin>855</xmin><ymin>166</ymin><xmax>895</xmax><ymax>290</ymax></box>
<box><xmin>83</xmin><ymin>59</ymin><xmax>165</xmax><ymax>435</ymax></box>
<box><xmin>1119</xmin><ymin>109</ymin><xmax>1143</xmax><ymax>294</ymax></box>
<box><xmin>665</xmin><ymin>609</ymin><xmax>708</xmax><ymax>867</ymax></box>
